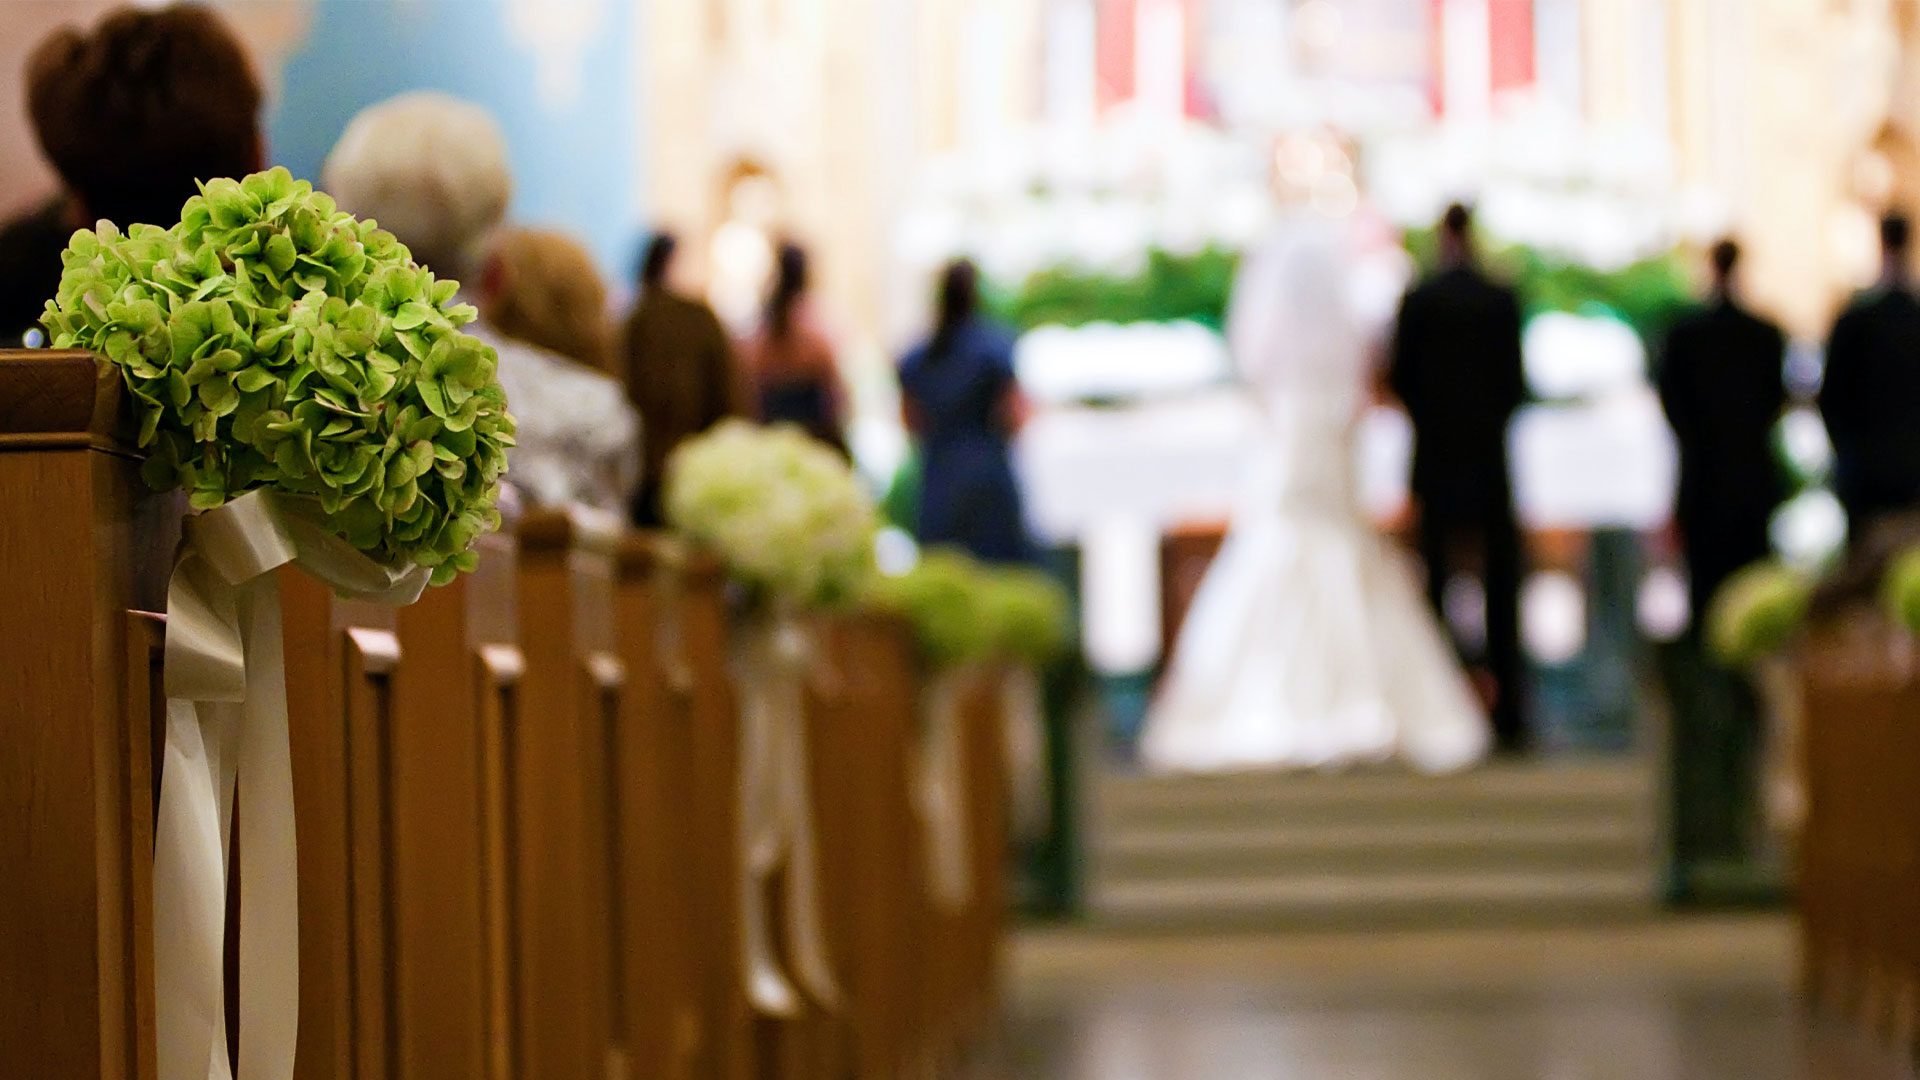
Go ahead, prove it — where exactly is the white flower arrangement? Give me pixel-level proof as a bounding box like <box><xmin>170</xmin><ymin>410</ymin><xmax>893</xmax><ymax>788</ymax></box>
<box><xmin>663</xmin><ymin>419</ymin><xmax>877</xmax><ymax>606</ymax></box>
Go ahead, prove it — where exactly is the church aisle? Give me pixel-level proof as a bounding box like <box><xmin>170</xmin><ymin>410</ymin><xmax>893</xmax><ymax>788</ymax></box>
<box><xmin>972</xmin><ymin>916</ymin><xmax>1915</xmax><ymax>1079</ymax></box>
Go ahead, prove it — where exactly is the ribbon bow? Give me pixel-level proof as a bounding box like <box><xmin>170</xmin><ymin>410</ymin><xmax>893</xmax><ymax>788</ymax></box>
<box><xmin>731</xmin><ymin>609</ymin><xmax>842</xmax><ymax>1017</ymax></box>
<box><xmin>155</xmin><ymin>490</ymin><xmax>429</xmax><ymax>1080</ymax></box>
<box><xmin>915</xmin><ymin>667</ymin><xmax>975</xmax><ymax>911</ymax></box>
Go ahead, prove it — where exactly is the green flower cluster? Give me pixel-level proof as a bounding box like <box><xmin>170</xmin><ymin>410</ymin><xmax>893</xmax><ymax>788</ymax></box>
<box><xmin>977</xmin><ymin>565</ymin><xmax>1072</xmax><ymax>666</ymax></box>
<box><xmin>868</xmin><ymin>550</ymin><xmax>995</xmax><ymax>666</ymax></box>
<box><xmin>664</xmin><ymin>419</ymin><xmax>878</xmax><ymax>607</ymax></box>
<box><xmin>1706</xmin><ymin>560</ymin><xmax>1813</xmax><ymax>666</ymax></box>
<box><xmin>40</xmin><ymin>167</ymin><xmax>514</xmax><ymax>585</ymax></box>
<box><xmin>868</xmin><ymin>547</ymin><xmax>1071</xmax><ymax>669</ymax></box>
<box><xmin>1881</xmin><ymin>547</ymin><xmax>1920</xmax><ymax>633</ymax></box>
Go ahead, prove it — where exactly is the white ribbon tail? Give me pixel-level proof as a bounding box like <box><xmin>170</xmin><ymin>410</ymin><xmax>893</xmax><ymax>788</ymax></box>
<box><xmin>153</xmin><ymin>697</ymin><xmax>238</xmax><ymax>1080</ymax></box>
<box><xmin>779</xmin><ymin>690</ymin><xmax>840</xmax><ymax>1009</ymax></box>
<box><xmin>1002</xmin><ymin>665</ymin><xmax>1050</xmax><ymax>842</ymax></box>
<box><xmin>738</xmin><ymin>658</ymin><xmax>801</xmax><ymax>1017</ymax></box>
<box><xmin>153</xmin><ymin>490</ymin><xmax>430</xmax><ymax>1080</ymax></box>
<box><xmin>734</xmin><ymin>615</ymin><xmax>842</xmax><ymax>1015</ymax></box>
<box><xmin>236</xmin><ymin>576</ymin><xmax>299</xmax><ymax>1080</ymax></box>
<box><xmin>917</xmin><ymin>669</ymin><xmax>973</xmax><ymax>912</ymax></box>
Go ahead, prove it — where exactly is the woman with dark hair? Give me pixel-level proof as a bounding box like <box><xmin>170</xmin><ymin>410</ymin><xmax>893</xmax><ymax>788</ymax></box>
<box><xmin>739</xmin><ymin>241</ymin><xmax>847</xmax><ymax>452</ymax></box>
<box><xmin>3</xmin><ymin>1</ymin><xmax>264</xmax><ymax>346</ymax></box>
<box><xmin>898</xmin><ymin>258</ymin><xmax>1032</xmax><ymax>563</ymax></box>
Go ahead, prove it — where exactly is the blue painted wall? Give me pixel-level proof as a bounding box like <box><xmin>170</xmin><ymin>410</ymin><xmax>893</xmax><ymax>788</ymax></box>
<box><xmin>268</xmin><ymin>0</ymin><xmax>643</xmax><ymax>281</ymax></box>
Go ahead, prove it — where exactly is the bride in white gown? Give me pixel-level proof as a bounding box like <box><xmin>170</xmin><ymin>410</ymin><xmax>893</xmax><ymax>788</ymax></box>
<box><xmin>1140</xmin><ymin>219</ymin><xmax>1491</xmax><ymax>773</ymax></box>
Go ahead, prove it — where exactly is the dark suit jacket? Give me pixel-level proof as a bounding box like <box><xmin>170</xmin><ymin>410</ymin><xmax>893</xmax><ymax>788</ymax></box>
<box><xmin>621</xmin><ymin>288</ymin><xmax>748</xmax><ymax>525</ymax></box>
<box><xmin>1388</xmin><ymin>265</ymin><xmax>1527</xmax><ymax>521</ymax></box>
<box><xmin>1658</xmin><ymin>298</ymin><xmax>1786</xmax><ymax>526</ymax></box>
<box><xmin>1819</xmin><ymin>286</ymin><xmax>1920</xmax><ymax>529</ymax></box>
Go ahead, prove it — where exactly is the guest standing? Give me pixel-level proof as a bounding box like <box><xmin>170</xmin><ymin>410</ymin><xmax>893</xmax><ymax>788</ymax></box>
<box><xmin>324</xmin><ymin>92</ymin><xmax>639</xmax><ymax>516</ymax></box>
<box><xmin>3</xmin><ymin>3</ymin><xmax>263</xmax><ymax>345</ymax></box>
<box><xmin>1658</xmin><ymin>240</ymin><xmax>1787</xmax><ymax>619</ymax></box>
<box><xmin>740</xmin><ymin>242</ymin><xmax>847</xmax><ymax>453</ymax></box>
<box><xmin>1388</xmin><ymin>203</ymin><xmax>1529</xmax><ymax>751</ymax></box>
<box><xmin>1819</xmin><ymin>212</ymin><xmax>1920</xmax><ymax>543</ymax></box>
<box><xmin>899</xmin><ymin>259</ymin><xmax>1032</xmax><ymax>563</ymax></box>
<box><xmin>621</xmin><ymin>232</ymin><xmax>748</xmax><ymax>526</ymax></box>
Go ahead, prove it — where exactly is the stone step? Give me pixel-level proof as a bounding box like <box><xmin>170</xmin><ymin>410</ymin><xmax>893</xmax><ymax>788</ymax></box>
<box><xmin>1091</xmin><ymin>817</ymin><xmax>1658</xmax><ymax>883</ymax></box>
<box><xmin>1098</xmin><ymin>759</ymin><xmax>1656</xmax><ymax>829</ymax></box>
<box><xmin>1089</xmin><ymin>867</ymin><xmax>1657</xmax><ymax>931</ymax></box>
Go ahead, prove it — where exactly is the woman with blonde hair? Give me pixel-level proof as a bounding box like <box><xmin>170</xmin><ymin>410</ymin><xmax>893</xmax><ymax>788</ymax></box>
<box><xmin>480</xmin><ymin>227</ymin><xmax>616</xmax><ymax>375</ymax></box>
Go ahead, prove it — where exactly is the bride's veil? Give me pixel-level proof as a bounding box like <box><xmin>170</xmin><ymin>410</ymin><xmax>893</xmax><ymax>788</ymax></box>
<box><xmin>1225</xmin><ymin>220</ymin><xmax>1363</xmax><ymax>403</ymax></box>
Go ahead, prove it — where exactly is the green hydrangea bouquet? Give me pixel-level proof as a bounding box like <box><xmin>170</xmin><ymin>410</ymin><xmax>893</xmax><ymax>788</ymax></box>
<box><xmin>1881</xmin><ymin>546</ymin><xmax>1920</xmax><ymax>632</ymax></box>
<box><xmin>977</xmin><ymin>565</ymin><xmax>1071</xmax><ymax>666</ymax></box>
<box><xmin>663</xmin><ymin>419</ymin><xmax>877</xmax><ymax>606</ymax></box>
<box><xmin>870</xmin><ymin>547</ymin><xmax>1071</xmax><ymax>669</ymax></box>
<box><xmin>40</xmin><ymin>167</ymin><xmax>514</xmax><ymax>585</ymax></box>
<box><xmin>867</xmin><ymin>549</ymin><xmax>997</xmax><ymax>666</ymax></box>
<box><xmin>1706</xmin><ymin>559</ymin><xmax>1813</xmax><ymax>665</ymax></box>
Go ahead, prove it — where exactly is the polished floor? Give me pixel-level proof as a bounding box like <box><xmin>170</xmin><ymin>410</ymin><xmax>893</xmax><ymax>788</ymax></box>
<box><xmin>974</xmin><ymin>916</ymin><xmax>1916</xmax><ymax>1079</ymax></box>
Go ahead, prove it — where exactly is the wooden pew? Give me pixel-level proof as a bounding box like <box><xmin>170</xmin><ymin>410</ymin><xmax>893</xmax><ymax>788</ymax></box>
<box><xmin>671</xmin><ymin>547</ymin><xmax>757</xmax><ymax>1080</ymax></box>
<box><xmin>960</xmin><ymin>665</ymin><xmax>1012</xmax><ymax>1043</ymax></box>
<box><xmin>0</xmin><ymin>351</ymin><xmax>174</xmax><ymax>1080</ymax></box>
<box><xmin>0</xmin><ymin>351</ymin><xmax>532</xmax><ymax>1080</ymax></box>
<box><xmin>796</xmin><ymin>616</ymin><xmax>862</xmax><ymax>1080</ymax></box>
<box><xmin>513</xmin><ymin>509</ymin><xmax>627</xmax><ymax>1080</ymax></box>
<box><xmin>819</xmin><ymin>612</ymin><xmax>930</xmax><ymax>1079</ymax></box>
<box><xmin>0</xmin><ymin>347</ymin><xmax>1007</xmax><ymax>1080</ymax></box>
<box><xmin>1799</xmin><ymin>608</ymin><xmax>1920</xmax><ymax>1055</ymax></box>
<box><xmin>912</xmin><ymin>673</ymin><xmax>965</xmax><ymax>1077</ymax></box>
<box><xmin>611</xmin><ymin>534</ymin><xmax>702</xmax><ymax>1080</ymax></box>
<box><xmin>389</xmin><ymin>532</ymin><xmax>521</xmax><ymax>1080</ymax></box>
<box><xmin>279</xmin><ymin>578</ymin><xmax>400</xmax><ymax>1080</ymax></box>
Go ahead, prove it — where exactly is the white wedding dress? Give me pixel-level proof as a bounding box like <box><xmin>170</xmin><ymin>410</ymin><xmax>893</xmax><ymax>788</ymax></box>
<box><xmin>1140</xmin><ymin>221</ymin><xmax>1490</xmax><ymax>774</ymax></box>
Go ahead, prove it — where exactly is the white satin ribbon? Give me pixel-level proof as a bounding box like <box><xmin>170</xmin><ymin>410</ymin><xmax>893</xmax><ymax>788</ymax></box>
<box><xmin>155</xmin><ymin>489</ymin><xmax>430</xmax><ymax>1080</ymax></box>
<box><xmin>915</xmin><ymin>667</ymin><xmax>974</xmax><ymax>912</ymax></box>
<box><xmin>731</xmin><ymin>610</ymin><xmax>842</xmax><ymax>1017</ymax></box>
<box><xmin>651</xmin><ymin>541</ymin><xmax>695</xmax><ymax>698</ymax></box>
<box><xmin>1000</xmin><ymin>664</ymin><xmax>1051</xmax><ymax>843</ymax></box>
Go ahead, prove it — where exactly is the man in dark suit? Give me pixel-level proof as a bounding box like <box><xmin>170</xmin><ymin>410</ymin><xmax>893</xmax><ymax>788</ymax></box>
<box><xmin>1389</xmin><ymin>203</ymin><xmax>1529</xmax><ymax>751</ymax></box>
<box><xmin>621</xmin><ymin>231</ymin><xmax>750</xmax><ymax>526</ymax></box>
<box><xmin>1819</xmin><ymin>212</ymin><xmax>1920</xmax><ymax>543</ymax></box>
<box><xmin>1657</xmin><ymin>239</ymin><xmax>1787</xmax><ymax>620</ymax></box>
<box><xmin>1658</xmin><ymin>240</ymin><xmax>1787</xmax><ymax>896</ymax></box>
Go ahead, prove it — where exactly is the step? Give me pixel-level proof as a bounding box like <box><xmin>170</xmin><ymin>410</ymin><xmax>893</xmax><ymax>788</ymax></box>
<box><xmin>1090</xmin><ymin>817</ymin><xmax>1658</xmax><ymax>883</ymax></box>
<box><xmin>1097</xmin><ymin>759</ymin><xmax>1656</xmax><ymax>829</ymax></box>
<box><xmin>1089</xmin><ymin>867</ymin><xmax>1657</xmax><ymax>931</ymax></box>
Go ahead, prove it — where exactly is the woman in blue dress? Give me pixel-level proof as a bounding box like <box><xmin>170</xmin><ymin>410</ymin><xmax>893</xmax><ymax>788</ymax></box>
<box><xmin>899</xmin><ymin>260</ymin><xmax>1032</xmax><ymax>563</ymax></box>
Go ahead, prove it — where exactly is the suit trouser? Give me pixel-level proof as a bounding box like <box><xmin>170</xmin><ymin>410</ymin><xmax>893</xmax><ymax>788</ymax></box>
<box><xmin>1418</xmin><ymin>501</ymin><xmax>1526</xmax><ymax>749</ymax></box>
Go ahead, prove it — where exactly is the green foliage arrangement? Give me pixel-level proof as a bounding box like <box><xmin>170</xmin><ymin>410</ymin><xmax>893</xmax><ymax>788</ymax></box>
<box><xmin>1705</xmin><ymin>560</ymin><xmax>1814</xmax><ymax>666</ymax></box>
<box><xmin>980</xmin><ymin>233</ymin><xmax>1692</xmax><ymax>346</ymax></box>
<box><xmin>663</xmin><ymin>419</ymin><xmax>878</xmax><ymax>607</ymax></box>
<box><xmin>1403</xmin><ymin>226</ymin><xmax>1694</xmax><ymax>345</ymax></box>
<box><xmin>982</xmin><ymin>247</ymin><xmax>1241</xmax><ymax>332</ymax></box>
<box><xmin>867</xmin><ymin>550</ymin><xmax>995</xmax><ymax>666</ymax></box>
<box><xmin>40</xmin><ymin>167</ymin><xmax>514</xmax><ymax>585</ymax></box>
<box><xmin>869</xmin><ymin>547</ymin><xmax>1072</xmax><ymax>668</ymax></box>
<box><xmin>1880</xmin><ymin>546</ymin><xmax>1920</xmax><ymax>633</ymax></box>
<box><xmin>977</xmin><ymin>565</ymin><xmax>1073</xmax><ymax>667</ymax></box>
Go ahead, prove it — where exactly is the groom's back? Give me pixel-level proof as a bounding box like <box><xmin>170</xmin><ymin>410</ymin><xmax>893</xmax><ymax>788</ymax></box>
<box><xmin>1389</xmin><ymin>265</ymin><xmax>1527</xmax><ymax>514</ymax></box>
